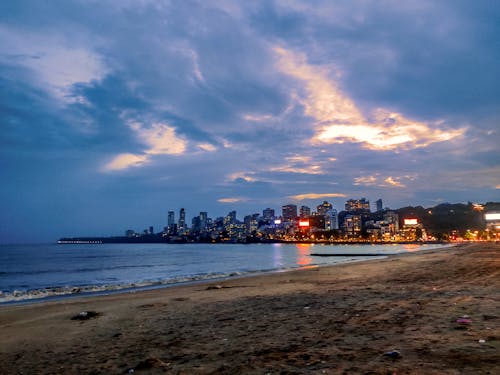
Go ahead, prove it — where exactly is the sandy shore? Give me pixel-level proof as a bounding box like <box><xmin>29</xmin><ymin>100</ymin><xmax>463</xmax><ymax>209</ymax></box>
<box><xmin>0</xmin><ymin>243</ymin><xmax>498</xmax><ymax>374</ymax></box>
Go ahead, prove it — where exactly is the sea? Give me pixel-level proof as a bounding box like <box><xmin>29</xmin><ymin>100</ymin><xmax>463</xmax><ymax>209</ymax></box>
<box><xmin>0</xmin><ymin>242</ymin><xmax>450</xmax><ymax>304</ymax></box>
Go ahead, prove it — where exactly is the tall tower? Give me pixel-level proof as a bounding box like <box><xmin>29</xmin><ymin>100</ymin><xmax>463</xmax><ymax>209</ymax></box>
<box><xmin>282</xmin><ymin>204</ymin><xmax>297</xmax><ymax>221</ymax></box>
<box><xmin>178</xmin><ymin>208</ymin><xmax>186</xmax><ymax>231</ymax></box>
<box><xmin>168</xmin><ymin>210</ymin><xmax>175</xmax><ymax>227</ymax></box>
<box><xmin>300</xmin><ymin>205</ymin><xmax>311</xmax><ymax>218</ymax></box>
<box><xmin>376</xmin><ymin>199</ymin><xmax>383</xmax><ymax>212</ymax></box>
<box><xmin>199</xmin><ymin>212</ymin><xmax>208</xmax><ymax>230</ymax></box>
<box><xmin>262</xmin><ymin>208</ymin><xmax>275</xmax><ymax>220</ymax></box>
<box><xmin>317</xmin><ymin>201</ymin><xmax>333</xmax><ymax>216</ymax></box>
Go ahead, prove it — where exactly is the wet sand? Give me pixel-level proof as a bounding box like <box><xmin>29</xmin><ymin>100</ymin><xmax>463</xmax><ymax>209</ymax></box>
<box><xmin>0</xmin><ymin>243</ymin><xmax>498</xmax><ymax>374</ymax></box>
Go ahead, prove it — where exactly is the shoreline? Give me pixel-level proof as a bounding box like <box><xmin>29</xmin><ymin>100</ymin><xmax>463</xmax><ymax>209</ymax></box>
<box><xmin>0</xmin><ymin>242</ymin><xmax>497</xmax><ymax>374</ymax></box>
<box><xmin>0</xmin><ymin>243</ymin><xmax>454</xmax><ymax>306</ymax></box>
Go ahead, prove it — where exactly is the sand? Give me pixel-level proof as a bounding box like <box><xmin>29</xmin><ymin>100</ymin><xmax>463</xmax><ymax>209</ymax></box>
<box><xmin>0</xmin><ymin>243</ymin><xmax>498</xmax><ymax>374</ymax></box>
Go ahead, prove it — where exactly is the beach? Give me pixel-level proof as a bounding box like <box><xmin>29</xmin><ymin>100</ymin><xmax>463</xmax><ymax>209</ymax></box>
<box><xmin>0</xmin><ymin>243</ymin><xmax>498</xmax><ymax>374</ymax></box>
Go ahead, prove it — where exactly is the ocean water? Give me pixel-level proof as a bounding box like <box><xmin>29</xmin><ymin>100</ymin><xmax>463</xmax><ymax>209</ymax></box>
<box><xmin>0</xmin><ymin>242</ymin><xmax>449</xmax><ymax>304</ymax></box>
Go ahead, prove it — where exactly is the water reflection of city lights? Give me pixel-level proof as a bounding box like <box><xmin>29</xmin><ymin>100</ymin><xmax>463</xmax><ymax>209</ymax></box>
<box><xmin>295</xmin><ymin>243</ymin><xmax>312</xmax><ymax>266</ymax></box>
<box><xmin>402</xmin><ymin>244</ymin><xmax>420</xmax><ymax>252</ymax></box>
<box><xmin>273</xmin><ymin>245</ymin><xmax>283</xmax><ymax>268</ymax></box>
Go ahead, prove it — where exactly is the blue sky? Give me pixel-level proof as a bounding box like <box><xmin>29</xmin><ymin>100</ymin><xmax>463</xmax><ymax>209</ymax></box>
<box><xmin>1</xmin><ymin>0</ymin><xmax>499</xmax><ymax>242</ymax></box>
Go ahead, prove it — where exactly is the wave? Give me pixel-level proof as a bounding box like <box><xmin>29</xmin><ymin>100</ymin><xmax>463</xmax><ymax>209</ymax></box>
<box><xmin>0</xmin><ymin>270</ymin><xmax>263</xmax><ymax>304</ymax></box>
<box><xmin>0</xmin><ymin>262</ymin><xmax>330</xmax><ymax>304</ymax></box>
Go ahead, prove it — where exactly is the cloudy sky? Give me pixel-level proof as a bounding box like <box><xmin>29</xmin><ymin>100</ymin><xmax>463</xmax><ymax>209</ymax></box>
<box><xmin>1</xmin><ymin>0</ymin><xmax>499</xmax><ymax>242</ymax></box>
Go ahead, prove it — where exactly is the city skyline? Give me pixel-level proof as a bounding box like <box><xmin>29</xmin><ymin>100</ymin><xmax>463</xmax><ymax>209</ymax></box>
<box><xmin>1</xmin><ymin>1</ymin><xmax>499</xmax><ymax>243</ymax></box>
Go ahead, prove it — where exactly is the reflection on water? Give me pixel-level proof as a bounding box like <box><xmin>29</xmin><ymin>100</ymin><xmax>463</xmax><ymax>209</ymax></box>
<box><xmin>401</xmin><ymin>244</ymin><xmax>421</xmax><ymax>252</ymax></box>
<box><xmin>295</xmin><ymin>243</ymin><xmax>312</xmax><ymax>266</ymax></box>
<box><xmin>272</xmin><ymin>243</ymin><xmax>283</xmax><ymax>268</ymax></box>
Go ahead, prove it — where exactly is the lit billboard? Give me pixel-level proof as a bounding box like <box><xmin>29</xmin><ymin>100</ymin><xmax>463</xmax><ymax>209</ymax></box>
<box><xmin>274</xmin><ymin>219</ymin><xmax>282</xmax><ymax>225</ymax></box>
<box><xmin>404</xmin><ymin>218</ymin><xmax>418</xmax><ymax>225</ymax></box>
<box><xmin>299</xmin><ymin>220</ymin><xmax>310</xmax><ymax>227</ymax></box>
<box><xmin>485</xmin><ymin>213</ymin><xmax>500</xmax><ymax>221</ymax></box>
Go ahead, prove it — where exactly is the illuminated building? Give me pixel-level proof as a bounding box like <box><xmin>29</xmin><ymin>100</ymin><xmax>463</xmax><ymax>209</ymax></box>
<box><xmin>383</xmin><ymin>211</ymin><xmax>399</xmax><ymax>233</ymax></box>
<box><xmin>224</xmin><ymin>210</ymin><xmax>237</xmax><ymax>225</ymax></box>
<box><xmin>345</xmin><ymin>198</ymin><xmax>370</xmax><ymax>213</ymax></box>
<box><xmin>199</xmin><ymin>212</ymin><xmax>208</xmax><ymax>231</ymax></box>
<box><xmin>485</xmin><ymin>212</ymin><xmax>500</xmax><ymax>239</ymax></box>
<box><xmin>167</xmin><ymin>210</ymin><xmax>176</xmax><ymax>233</ymax></box>
<box><xmin>282</xmin><ymin>204</ymin><xmax>297</xmax><ymax>222</ymax></box>
<box><xmin>317</xmin><ymin>201</ymin><xmax>333</xmax><ymax>215</ymax></box>
<box><xmin>244</xmin><ymin>213</ymin><xmax>259</xmax><ymax>233</ymax></box>
<box><xmin>262</xmin><ymin>208</ymin><xmax>275</xmax><ymax>220</ymax></box>
<box><xmin>401</xmin><ymin>218</ymin><xmax>426</xmax><ymax>241</ymax></box>
<box><xmin>343</xmin><ymin>215</ymin><xmax>361</xmax><ymax>237</ymax></box>
<box><xmin>325</xmin><ymin>209</ymin><xmax>339</xmax><ymax>230</ymax></box>
<box><xmin>376</xmin><ymin>199</ymin><xmax>383</xmax><ymax>212</ymax></box>
<box><xmin>300</xmin><ymin>205</ymin><xmax>311</xmax><ymax>218</ymax></box>
<box><xmin>178</xmin><ymin>208</ymin><xmax>186</xmax><ymax>231</ymax></box>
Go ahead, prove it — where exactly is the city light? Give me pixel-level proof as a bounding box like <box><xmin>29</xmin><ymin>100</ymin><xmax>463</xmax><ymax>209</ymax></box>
<box><xmin>404</xmin><ymin>218</ymin><xmax>418</xmax><ymax>225</ymax></box>
<box><xmin>299</xmin><ymin>220</ymin><xmax>310</xmax><ymax>227</ymax></box>
<box><xmin>485</xmin><ymin>213</ymin><xmax>500</xmax><ymax>221</ymax></box>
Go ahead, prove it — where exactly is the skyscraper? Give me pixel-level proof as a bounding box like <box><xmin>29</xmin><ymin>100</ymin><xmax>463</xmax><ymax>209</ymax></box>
<box><xmin>178</xmin><ymin>208</ymin><xmax>186</xmax><ymax>230</ymax></box>
<box><xmin>199</xmin><ymin>211</ymin><xmax>208</xmax><ymax>230</ymax></box>
<box><xmin>282</xmin><ymin>204</ymin><xmax>297</xmax><ymax>221</ymax></box>
<box><xmin>224</xmin><ymin>210</ymin><xmax>237</xmax><ymax>225</ymax></box>
<box><xmin>345</xmin><ymin>198</ymin><xmax>370</xmax><ymax>213</ymax></box>
<box><xmin>376</xmin><ymin>199</ymin><xmax>383</xmax><ymax>212</ymax></box>
<box><xmin>300</xmin><ymin>205</ymin><xmax>311</xmax><ymax>218</ymax></box>
<box><xmin>325</xmin><ymin>209</ymin><xmax>339</xmax><ymax>230</ymax></box>
<box><xmin>168</xmin><ymin>210</ymin><xmax>175</xmax><ymax>227</ymax></box>
<box><xmin>317</xmin><ymin>201</ymin><xmax>333</xmax><ymax>215</ymax></box>
<box><xmin>343</xmin><ymin>214</ymin><xmax>362</xmax><ymax>236</ymax></box>
<box><xmin>262</xmin><ymin>208</ymin><xmax>275</xmax><ymax>220</ymax></box>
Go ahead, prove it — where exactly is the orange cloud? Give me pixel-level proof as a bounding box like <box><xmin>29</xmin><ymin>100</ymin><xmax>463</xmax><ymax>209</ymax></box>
<box><xmin>103</xmin><ymin>153</ymin><xmax>149</xmax><ymax>171</ymax></box>
<box><xmin>288</xmin><ymin>193</ymin><xmax>346</xmax><ymax>200</ymax></box>
<box><xmin>218</xmin><ymin>197</ymin><xmax>246</xmax><ymax>203</ymax></box>
<box><xmin>274</xmin><ymin>47</ymin><xmax>465</xmax><ymax>150</ymax></box>
<box><xmin>354</xmin><ymin>175</ymin><xmax>407</xmax><ymax>188</ymax></box>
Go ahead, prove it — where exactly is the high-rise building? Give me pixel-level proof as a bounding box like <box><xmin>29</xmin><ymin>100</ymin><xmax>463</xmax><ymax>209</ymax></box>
<box><xmin>224</xmin><ymin>210</ymin><xmax>237</xmax><ymax>225</ymax></box>
<box><xmin>383</xmin><ymin>211</ymin><xmax>399</xmax><ymax>233</ymax></box>
<box><xmin>168</xmin><ymin>211</ymin><xmax>175</xmax><ymax>227</ymax></box>
<box><xmin>244</xmin><ymin>213</ymin><xmax>259</xmax><ymax>233</ymax></box>
<box><xmin>300</xmin><ymin>205</ymin><xmax>311</xmax><ymax>218</ymax></box>
<box><xmin>262</xmin><ymin>208</ymin><xmax>275</xmax><ymax>220</ymax></box>
<box><xmin>343</xmin><ymin>214</ymin><xmax>362</xmax><ymax>237</ymax></box>
<box><xmin>282</xmin><ymin>204</ymin><xmax>297</xmax><ymax>221</ymax></box>
<box><xmin>191</xmin><ymin>216</ymin><xmax>201</xmax><ymax>232</ymax></box>
<box><xmin>345</xmin><ymin>198</ymin><xmax>370</xmax><ymax>213</ymax></box>
<box><xmin>325</xmin><ymin>209</ymin><xmax>339</xmax><ymax>230</ymax></box>
<box><xmin>317</xmin><ymin>201</ymin><xmax>333</xmax><ymax>215</ymax></box>
<box><xmin>178</xmin><ymin>208</ymin><xmax>186</xmax><ymax>230</ymax></box>
<box><xmin>199</xmin><ymin>212</ymin><xmax>208</xmax><ymax>231</ymax></box>
<box><xmin>375</xmin><ymin>199</ymin><xmax>383</xmax><ymax>212</ymax></box>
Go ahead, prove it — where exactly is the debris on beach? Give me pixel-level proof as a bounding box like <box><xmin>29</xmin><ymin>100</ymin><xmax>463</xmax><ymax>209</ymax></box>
<box><xmin>70</xmin><ymin>311</ymin><xmax>100</xmax><ymax>320</ymax></box>
<box><xmin>206</xmin><ymin>285</ymin><xmax>223</xmax><ymax>290</ymax></box>
<box><xmin>383</xmin><ymin>350</ymin><xmax>401</xmax><ymax>359</ymax></box>
<box><xmin>455</xmin><ymin>317</ymin><xmax>472</xmax><ymax>325</ymax></box>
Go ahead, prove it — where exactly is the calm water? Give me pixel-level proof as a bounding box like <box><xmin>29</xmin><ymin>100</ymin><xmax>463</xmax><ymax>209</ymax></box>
<box><xmin>0</xmin><ymin>242</ymin><xmax>449</xmax><ymax>303</ymax></box>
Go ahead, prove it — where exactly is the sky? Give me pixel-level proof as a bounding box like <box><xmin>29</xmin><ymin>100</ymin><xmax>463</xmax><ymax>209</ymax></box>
<box><xmin>1</xmin><ymin>0</ymin><xmax>499</xmax><ymax>243</ymax></box>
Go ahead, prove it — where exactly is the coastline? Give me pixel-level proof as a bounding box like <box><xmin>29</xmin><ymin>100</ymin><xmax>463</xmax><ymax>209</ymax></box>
<box><xmin>0</xmin><ymin>242</ymin><xmax>498</xmax><ymax>374</ymax></box>
<box><xmin>0</xmin><ymin>242</ymin><xmax>452</xmax><ymax>305</ymax></box>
